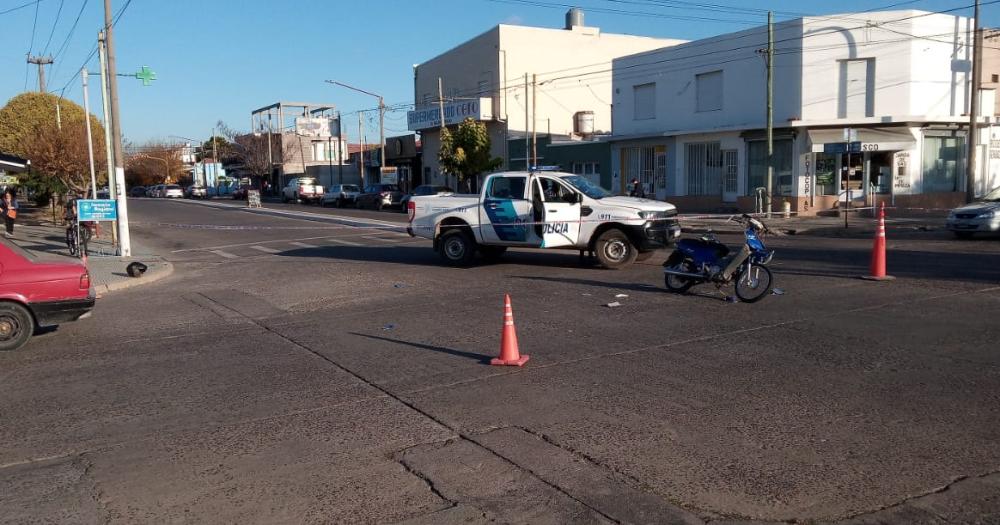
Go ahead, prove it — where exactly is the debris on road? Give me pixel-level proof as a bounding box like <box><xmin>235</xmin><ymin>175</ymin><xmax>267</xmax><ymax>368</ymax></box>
<box><xmin>615</xmin><ymin>294</ymin><xmax>629</xmax><ymax>298</ymax></box>
<box><xmin>382</xmin><ymin>324</ymin><xmax>396</xmax><ymax>331</ymax></box>
<box><xmin>772</xmin><ymin>288</ymin><xmax>785</xmax><ymax>296</ymax></box>
<box><xmin>606</xmin><ymin>301</ymin><xmax>621</xmax><ymax>308</ymax></box>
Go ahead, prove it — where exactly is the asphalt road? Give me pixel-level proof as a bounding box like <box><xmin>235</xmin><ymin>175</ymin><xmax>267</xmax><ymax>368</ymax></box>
<box><xmin>2</xmin><ymin>198</ymin><xmax>1000</xmax><ymax>524</ymax></box>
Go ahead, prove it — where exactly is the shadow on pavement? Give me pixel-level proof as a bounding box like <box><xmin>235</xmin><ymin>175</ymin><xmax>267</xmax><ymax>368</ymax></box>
<box><xmin>350</xmin><ymin>332</ymin><xmax>492</xmax><ymax>364</ymax></box>
<box><xmin>773</xmin><ymin>245</ymin><xmax>1000</xmax><ymax>283</ymax></box>
<box><xmin>275</xmin><ymin>245</ymin><xmax>601</xmax><ymax>270</ymax></box>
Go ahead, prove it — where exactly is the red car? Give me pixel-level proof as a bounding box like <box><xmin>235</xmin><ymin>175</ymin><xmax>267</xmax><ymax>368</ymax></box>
<box><xmin>0</xmin><ymin>241</ymin><xmax>95</xmax><ymax>351</ymax></box>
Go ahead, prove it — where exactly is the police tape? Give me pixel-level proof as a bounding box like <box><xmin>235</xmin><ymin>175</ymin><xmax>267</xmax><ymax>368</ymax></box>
<box><xmin>132</xmin><ymin>208</ymin><xmax>947</xmax><ymax>233</ymax></box>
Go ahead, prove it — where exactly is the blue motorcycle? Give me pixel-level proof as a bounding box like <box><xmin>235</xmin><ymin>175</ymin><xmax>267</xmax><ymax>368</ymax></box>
<box><xmin>663</xmin><ymin>214</ymin><xmax>776</xmax><ymax>303</ymax></box>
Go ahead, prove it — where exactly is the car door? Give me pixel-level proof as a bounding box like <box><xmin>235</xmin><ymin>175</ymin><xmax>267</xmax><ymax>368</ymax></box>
<box><xmin>479</xmin><ymin>175</ymin><xmax>536</xmax><ymax>245</ymax></box>
<box><xmin>535</xmin><ymin>176</ymin><xmax>582</xmax><ymax>248</ymax></box>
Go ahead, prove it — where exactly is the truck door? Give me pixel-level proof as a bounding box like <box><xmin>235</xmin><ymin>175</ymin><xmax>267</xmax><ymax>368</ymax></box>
<box><xmin>535</xmin><ymin>177</ymin><xmax>582</xmax><ymax>248</ymax></box>
<box><xmin>479</xmin><ymin>175</ymin><xmax>535</xmax><ymax>245</ymax></box>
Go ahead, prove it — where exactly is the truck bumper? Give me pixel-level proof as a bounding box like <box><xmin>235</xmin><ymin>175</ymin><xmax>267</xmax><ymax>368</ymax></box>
<box><xmin>626</xmin><ymin>219</ymin><xmax>681</xmax><ymax>251</ymax></box>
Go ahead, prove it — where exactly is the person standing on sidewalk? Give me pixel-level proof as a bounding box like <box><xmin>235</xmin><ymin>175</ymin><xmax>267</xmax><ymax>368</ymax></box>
<box><xmin>1</xmin><ymin>189</ymin><xmax>19</xmax><ymax>238</ymax></box>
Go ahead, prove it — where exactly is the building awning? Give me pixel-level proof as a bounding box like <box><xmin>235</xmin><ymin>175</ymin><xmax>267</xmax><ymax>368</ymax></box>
<box><xmin>808</xmin><ymin>127</ymin><xmax>915</xmax><ymax>153</ymax></box>
<box><xmin>0</xmin><ymin>152</ymin><xmax>30</xmax><ymax>172</ymax></box>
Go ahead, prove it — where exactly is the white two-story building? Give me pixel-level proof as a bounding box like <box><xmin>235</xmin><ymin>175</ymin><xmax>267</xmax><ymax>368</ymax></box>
<box><xmin>611</xmin><ymin>10</ymin><xmax>1000</xmax><ymax>214</ymax></box>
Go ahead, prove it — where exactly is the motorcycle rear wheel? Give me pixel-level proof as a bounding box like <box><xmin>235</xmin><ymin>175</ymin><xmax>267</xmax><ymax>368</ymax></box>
<box><xmin>664</xmin><ymin>259</ymin><xmax>697</xmax><ymax>293</ymax></box>
<box><xmin>734</xmin><ymin>264</ymin><xmax>773</xmax><ymax>303</ymax></box>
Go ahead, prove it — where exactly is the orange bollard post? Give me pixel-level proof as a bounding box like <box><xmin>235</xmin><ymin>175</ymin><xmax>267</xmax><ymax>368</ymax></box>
<box><xmin>491</xmin><ymin>294</ymin><xmax>530</xmax><ymax>366</ymax></box>
<box><xmin>861</xmin><ymin>202</ymin><xmax>895</xmax><ymax>281</ymax></box>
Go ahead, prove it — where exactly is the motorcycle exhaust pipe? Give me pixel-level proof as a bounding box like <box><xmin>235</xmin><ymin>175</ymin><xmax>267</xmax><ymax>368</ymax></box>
<box><xmin>662</xmin><ymin>269</ymin><xmax>705</xmax><ymax>279</ymax></box>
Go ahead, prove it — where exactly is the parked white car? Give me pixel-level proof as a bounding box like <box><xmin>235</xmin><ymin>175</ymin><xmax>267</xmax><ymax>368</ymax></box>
<box><xmin>163</xmin><ymin>184</ymin><xmax>184</xmax><ymax>198</ymax></box>
<box><xmin>321</xmin><ymin>184</ymin><xmax>361</xmax><ymax>207</ymax></box>
<box><xmin>407</xmin><ymin>171</ymin><xmax>680</xmax><ymax>268</ymax></box>
<box><xmin>947</xmin><ymin>187</ymin><xmax>1000</xmax><ymax>238</ymax></box>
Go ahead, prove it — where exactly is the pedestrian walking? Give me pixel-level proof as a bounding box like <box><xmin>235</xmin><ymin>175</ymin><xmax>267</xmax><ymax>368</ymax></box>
<box><xmin>1</xmin><ymin>189</ymin><xmax>19</xmax><ymax>238</ymax></box>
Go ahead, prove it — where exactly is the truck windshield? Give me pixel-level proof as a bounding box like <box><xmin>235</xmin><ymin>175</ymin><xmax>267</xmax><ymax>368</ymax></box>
<box><xmin>562</xmin><ymin>175</ymin><xmax>610</xmax><ymax>200</ymax></box>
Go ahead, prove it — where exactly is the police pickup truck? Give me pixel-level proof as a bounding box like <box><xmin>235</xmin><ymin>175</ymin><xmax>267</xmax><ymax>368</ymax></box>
<box><xmin>406</xmin><ymin>171</ymin><xmax>680</xmax><ymax>268</ymax></box>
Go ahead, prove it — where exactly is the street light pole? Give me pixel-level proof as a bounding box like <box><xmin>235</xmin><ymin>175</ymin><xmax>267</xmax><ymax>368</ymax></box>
<box><xmin>325</xmin><ymin>80</ymin><xmax>385</xmax><ymax>182</ymax></box>
<box><xmin>81</xmin><ymin>68</ymin><xmax>98</xmax><ymax>199</ymax></box>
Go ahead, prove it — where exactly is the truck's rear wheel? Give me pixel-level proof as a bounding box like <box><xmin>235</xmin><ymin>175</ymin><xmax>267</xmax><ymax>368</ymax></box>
<box><xmin>594</xmin><ymin>229</ymin><xmax>637</xmax><ymax>269</ymax></box>
<box><xmin>438</xmin><ymin>230</ymin><xmax>476</xmax><ymax>267</ymax></box>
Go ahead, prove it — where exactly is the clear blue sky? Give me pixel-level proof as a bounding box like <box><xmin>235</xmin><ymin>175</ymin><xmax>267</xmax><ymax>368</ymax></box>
<box><xmin>1</xmin><ymin>0</ymin><xmax>997</xmax><ymax>146</ymax></box>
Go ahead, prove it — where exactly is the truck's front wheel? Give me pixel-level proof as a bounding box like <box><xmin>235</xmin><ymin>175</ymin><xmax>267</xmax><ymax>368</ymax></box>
<box><xmin>438</xmin><ymin>230</ymin><xmax>477</xmax><ymax>267</ymax></box>
<box><xmin>594</xmin><ymin>229</ymin><xmax>637</xmax><ymax>269</ymax></box>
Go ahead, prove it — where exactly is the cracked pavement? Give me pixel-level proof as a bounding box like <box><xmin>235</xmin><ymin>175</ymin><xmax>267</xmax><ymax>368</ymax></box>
<box><xmin>2</xmin><ymin>199</ymin><xmax>999</xmax><ymax>524</ymax></box>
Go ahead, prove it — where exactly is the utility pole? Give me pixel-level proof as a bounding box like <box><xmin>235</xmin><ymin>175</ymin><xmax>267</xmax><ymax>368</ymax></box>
<box><xmin>765</xmin><ymin>11</ymin><xmax>774</xmax><ymax>218</ymax></box>
<box><xmin>267</xmin><ymin>113</ymin><xmax>274</xmax><ymax>191</ymax></box>
<box><xmin>524</xmin><ymin>74</ymin><xmax>529</xmax><ymax>171</ymax></box>
<box><xmin>967</xmin><ymin>0</ymin><xmax>982</xmax><ymax>203</ymax></box>
<box><xmin>98</xmin><ymin>31</ymin><xmax>118</xmax><ymax>245</ymax></box>
<box><xmin>358</xmin><ymin>112</ymin><xmax>365</xmax><ymax>188</ymax></box>
<box><xmin>27</xmin><ymin>55</ymin><xmax>53</xmax><ymax>92</ymax></box>
<box><xmin>336</xmin><ymin>111</ymin><xmax>343</xmax><ymax>184</ymax></box>
<box><xmin>104</xmin><ymin>0</ymin><xmax>131</xmax><ymax>257</ymax></box>
<box><xmin>438</xmin><ymin>77</ymin><xmax>446</xmax><ymax>185</ymax></box>
<box><xmin>81</xmin><ymin>69</ymin><xmax>98</xmax><ymax>199</ymax></box>
<box><xmin>532</xmin><ymin>74</ymin><xmax>538</xmax><ymax>170</ymax></box>
<box><xmin>379</xmin><ymin>96</ymin><xmax>386</xmax><ymax>179</ymax></box>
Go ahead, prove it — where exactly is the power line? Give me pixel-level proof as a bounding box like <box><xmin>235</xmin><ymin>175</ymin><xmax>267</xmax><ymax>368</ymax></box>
<box><xmin>55</xmin><ymin>0</ymin><xmax>130</xmax><ymax>96</ymax></box>
<box><xmin>50</xmin><ymin>0</ymin><xmax>92</xmax><ymax>82</ymax></box>
<box><xmin>25</xmin><ymin>0</ymin><xmax>42</xmax><ymax>90</ymax></box>
<box><xmin>41</xmin><ymin>0</ymin><xmax>66</xmax><ymax>55</ymax></box>
<box><xmin>0</xmin><ymin>0</ymin><xmax>42</xmax><ymax>16</ymax></box>
<box><xmin>487</xmin><ymin>0</ymin><xmax>760</xmax><ymax>24</ymax></box>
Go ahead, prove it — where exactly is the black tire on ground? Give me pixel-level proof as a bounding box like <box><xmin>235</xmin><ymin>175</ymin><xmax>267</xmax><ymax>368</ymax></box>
<box><xmin>734</xmin><ymin>264</ymin><xmax>774</xmax><ymax>303</ymax></box>
<box><xmin>954</xmin><ymin>231</ymin><xmax>974</xmax><ymax>239</ymax></box>
<box><xmin>335</xmin><ymin>198</ymin><xmax>342</xmax><ymax>208</ymax></box>
<box><xmin>635</xmin><ymin>251</ymin><xmax>656</xmax><ymax>262</ymax></box>
<box><xmin>593</xmin><ymin>229</ymin><xmax>637</xmax><ymax>269</ymax></box>
<box><xmin>0</xmin><ymin>302</ymin><xmax>35</xmax><ymax>351</ymax></box>
<box><xmin>375</xmin><ymin>201</ymin><xmax>383</xmax><ymax>212</ymax></box>
<box><xmin>664</xmin><ymin>257</ymin><xmax>696</xmax><ymax>294</ymax></box>
<box><xmin>479</xmin><ymin>245</ymin><xmax>507</xmax><ymax>261</ymax></box>
<box><xmin>282</xmin><ymin>194</ymin><xmax>289</xmax><ymax>203</ymax></box>
<box><xmin>438</xmin><ymin>229</ymin><xmax>477</xmax><ymax>267</ymax></box>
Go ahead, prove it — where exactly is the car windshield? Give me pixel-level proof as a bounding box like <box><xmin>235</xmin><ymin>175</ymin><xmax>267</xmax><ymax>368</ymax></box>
<box><xmin>166</xmin><ymin>185</ymin><xmax>181</xmax><ymax>190</ymax></box>
<box><xmin>561</xmin><ymin>175</ymin><xmax>610</xmax><ymax>199</ymax></box>
<box><xmin>983</xmin><ymin>187</ymin><xmax>1000</xmax><ymax>201</ymax></box>
<box><xmin>380</xmin><ymin>185</ymin><xmax>400</xmax><ymax>192</ymax></box>
<box><xmin>343</xmin><ymin>185</ymin><xmax>359</xmax><ymax>192</ymax></box>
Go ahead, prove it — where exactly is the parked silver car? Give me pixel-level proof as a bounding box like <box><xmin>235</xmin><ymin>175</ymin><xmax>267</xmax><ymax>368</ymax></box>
<box><xmin>947</xmin><ymin>187</ymin><xmax>1000</xmax><ymax>238</ymax></box>
<box><xmin>321</xmin><ymin>184</ymin><xmax>361</xmax><ymax>207</ymax></box>
<box><xmin>163</xmin><ymin>184</ymin><xmax>185</xmax><ymax>199</ymax></box>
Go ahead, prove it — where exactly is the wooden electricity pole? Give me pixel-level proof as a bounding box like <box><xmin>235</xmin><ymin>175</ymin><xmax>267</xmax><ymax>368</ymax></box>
<box><xmin>967</xmin><ymin>0</ymin><xmax>982</xmax><ymax>203</ymax></box>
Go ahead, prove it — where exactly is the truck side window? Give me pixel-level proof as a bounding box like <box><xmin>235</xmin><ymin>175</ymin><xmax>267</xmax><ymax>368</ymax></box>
<box><xmin>538</xmin><ymin>178</ymin><xmax>575</xmax><ymax>203</ymax></box>
<box><xmin>487</xmin><ymin>176</ymin><xmax>526</xmax><ymax>200</ymax></box>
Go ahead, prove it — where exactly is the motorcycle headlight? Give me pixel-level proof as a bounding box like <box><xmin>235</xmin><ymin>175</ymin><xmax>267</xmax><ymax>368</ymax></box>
<box><xmin>977</xmin><ymin>210</ymin><xmax>997</xmax><ymax>219</ymax></box>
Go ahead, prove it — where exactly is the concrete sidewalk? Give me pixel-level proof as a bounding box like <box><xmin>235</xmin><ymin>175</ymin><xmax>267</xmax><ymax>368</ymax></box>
<box><xmin>680</xmin><ymin>212</ymin><xmax>948</xmax><ymax>237</ymax></box>
<box><xmin>8</xmin><ymin>206</ymin><xmax>172</xmax><ymax>296</ymax></box>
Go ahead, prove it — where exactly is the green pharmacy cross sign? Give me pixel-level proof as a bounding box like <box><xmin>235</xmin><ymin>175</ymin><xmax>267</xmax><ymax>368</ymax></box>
<box><xmin>133</xmin><ymin>65</ymin><xmax>156</xmax><ymax>86</ymax></box>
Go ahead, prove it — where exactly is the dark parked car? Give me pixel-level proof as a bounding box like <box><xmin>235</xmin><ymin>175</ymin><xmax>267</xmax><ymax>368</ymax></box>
<box><xmin>0</xmin><ymin>240</ymin><xmax>94</xmax><ymax>351</ymax></box>
<box><xmin>400</xmin><ymin>185</ymin><xmax>454</xmax><ymax>212</ymax></box>
<box><xmin>356</xmin><ymin>184</ymin><xmax>404</xmax><ymax>211</ymax></box>
<box><xmin>129</xmin><ymin>186</ymin><xmax>146</xmax><ymax>197</ymax></box>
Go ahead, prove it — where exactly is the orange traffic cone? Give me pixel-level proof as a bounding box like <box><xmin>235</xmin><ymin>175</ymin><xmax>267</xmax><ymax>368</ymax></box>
<box><xmin>861</xmin><ymin>202</ymin><xmax>895</xmax><ymax>281</ymax></box>
<box><xmin>491</xmin><ymin>294</ymin><xmax>529</xmax><ymax>366</ymax></box>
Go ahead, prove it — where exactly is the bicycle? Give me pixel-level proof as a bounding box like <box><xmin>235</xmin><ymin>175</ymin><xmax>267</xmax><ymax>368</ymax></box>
<box><xmin>65</xmin><ymin>220</ymin><xmax>93</xmax><ymax>257</ymax></box>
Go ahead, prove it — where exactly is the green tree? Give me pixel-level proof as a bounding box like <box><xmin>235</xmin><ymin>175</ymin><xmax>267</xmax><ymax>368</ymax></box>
<box><xmin>0</xmin><ymin>92</ymin><xmax>107</xmax><ymax>201</ymax></box>
<box><xmin>438</xmin><ymin>118</ymin><xmax>502</xmax><ymax>192</ymax></box>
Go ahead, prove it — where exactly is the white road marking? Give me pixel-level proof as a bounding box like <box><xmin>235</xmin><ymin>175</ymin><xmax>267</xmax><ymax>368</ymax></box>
<box><xmin>210</xmin><ymin>250</ymin><xmax>239</xmax><ymax>259</ymax></box>
<box><xmin>290</xmin><ymin>242</ymin><xmax>318</xmax><ymax>248</ymax></box>
<box><xmin>327</xmin><ymin>238</ymin><xmax>362</xmax><ymax>246</ymax></box>
<box><xmin>250</xmin><ymin>245</ymin><xmax>281</xmax><ymax>254</ymax></box>
<box><xmin>362</xmin><ymin>235</ymin><xmax>403</xmax><ymax>243</ymax></box>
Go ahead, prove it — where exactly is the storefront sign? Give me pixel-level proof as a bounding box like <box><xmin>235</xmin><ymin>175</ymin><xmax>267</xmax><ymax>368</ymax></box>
<box><xmin>824</xmin><ymin>142</ymin><xmax>862</xmax><ymax>154</ymax></box>
<box><xmin>990</xmin><ymin>139</ymin><xmax>1000</xmax><ymax>160</ymax></box>
<box><xmin>380</xmin><ymin>167</ymin><xmax>398</xmax><ymax>184</ymax></box>
<box><xmin>407</xmin><ymin>98</ymin><xmax>493</xmax><ymax>131</ymax></box>
<box><xmin>295</xmin><ymin>117</ymin><xmax>338</xmax><ymax>138</ymax></box>
<box><xmin>894</xmin><ymin>152</ymin><xmax>911</xmax><ymax>189</ymax></box>
<box><xmin>77</xmin><ymin>199</ymin><xmax>117</xmax><ymax>221</ymax></box>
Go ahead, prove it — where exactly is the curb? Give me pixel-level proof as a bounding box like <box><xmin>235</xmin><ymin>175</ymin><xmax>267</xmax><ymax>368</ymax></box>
<box><xmin>93</xmin><ymin>258</ymin><xmax>174</xmax><ymax>297</ymax></box>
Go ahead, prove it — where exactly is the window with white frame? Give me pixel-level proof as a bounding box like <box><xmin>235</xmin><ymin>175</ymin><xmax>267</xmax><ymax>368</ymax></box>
<box><xmin>633</xmin><ymin>83</ymin><xmax>656</xmax><ymax>120</ymax></box>
<box><xmin>696</xmin><ymin>70</ymin><xmax>723</xmax><ymax>112</ymax></box>
<box><xmin>311</xmin><ymin>141</ymin><xmax>329</xmax><ymax>162</ymax></box>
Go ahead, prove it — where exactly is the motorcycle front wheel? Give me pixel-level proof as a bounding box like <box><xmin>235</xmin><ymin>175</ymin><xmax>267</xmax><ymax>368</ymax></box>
<box><xmin>734</xmin><ymin>264</ymin><xmax>773</xmax><ymax>303</ymax></box>
<box><xmin>664</xmin><ymin>258</ymin><xmax>697</xmax><ymax>293</ymax></box>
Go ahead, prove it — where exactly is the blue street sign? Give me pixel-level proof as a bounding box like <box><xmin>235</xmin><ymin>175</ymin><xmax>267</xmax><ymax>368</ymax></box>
<box><xmin>823</xmin><ymin>142</ymin><xmax>862</xmax><ymax>154</ymax></box>
<box><xmin>78</xmin><ymin>199</ymin><xmax>118</xmax><ymax>221</ymax></box>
